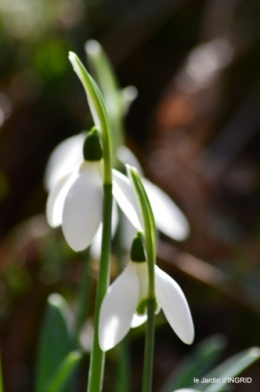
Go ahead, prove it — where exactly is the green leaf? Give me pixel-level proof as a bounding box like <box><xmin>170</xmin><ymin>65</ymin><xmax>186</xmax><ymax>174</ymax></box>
<box><xmin>127</xmin><ymin>166</ymin><xmax>157</xmax><ymax>304</ymax></box>
<box><xmin>35</xmin><ymin>293</ymin><xmax>73</xmax><ymax>392</ymax></box>
<box><xmin>68</xmin><ymin>51</ymin><xmax>112</xmax><ymax>184</ymax></box>
<box><xmin>45</xmin><ymin>351</ymin><xmax>82</xmax><ymax>392</ymax></box>
<box><xmin>159</xmin><ymin>335</ymin><xmax>227</xmax><ymax>392</ymax></box>
<box><xmin>85</xmin><ymin>40</ymin><xmax>125</xmax><ymax>152</ymax></box>
<box><xmin>199</xmin><ymin>347</ymin><xmax>260</xmax><ymax>392</ymax></box>
<box><xmin>85</xmin><ymin>40</ymin><xmax>120</xmax><ymax>109</ymax></box>
<box><xmin>128</xmin><ymin>167</ymin><xmax>156</xmax><ymax>262</ymax></box>
<box><xmin>85</xmin><ymin>40</ymin><xmax>138</xmax><ymax>162</ymax></box>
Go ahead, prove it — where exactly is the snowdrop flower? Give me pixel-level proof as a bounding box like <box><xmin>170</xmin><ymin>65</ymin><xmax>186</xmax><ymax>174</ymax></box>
<box><xmin>46</xmin><ymin>129</ymin><xmax>104</xmax><ymax>252</ymax></box>
<box><xmin>99</xmin><ymin>233</ymin><xmax>194</xmax><ymax>351</ymax></box>
<box><xmin>45</xmin><ymin>133</ymin><xmax>190</xmax><ymax>250</ymax></box>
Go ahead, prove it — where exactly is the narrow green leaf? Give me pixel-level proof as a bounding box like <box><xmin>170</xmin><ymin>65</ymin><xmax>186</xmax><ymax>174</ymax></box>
<box><xmin>46</xmin><ymin>351</ymin><xmax>82</xmax><ymax>392</ymax></box>
<box><xmin>127</xmin><ymin>166</ymin><xmax>157</xmax><ymax>392</ymax></box>
<box><xmin>69</xmin><ymin>51</ymin><xmax>108</xmax><ymax>130</ymax></box>
<box><xmin>128</xmin><ymin>166</ymin><xmax>156</xmax><ymax>267</ymax></box>
<box><xmin>159</xmin><ymin>335</ymin><xmax>227</xmax><ymax>392</ymax></box>
<box><xmin>85</xmin><ymin>40</ymin><xmax>125</xmax><ymax>152</ymax></box>
<box><xmin>35</xmin><ymin>293</ymin><xmax>73</xmax><ymax>392</ymax></box>
<box><xmin>68</xmin><ymin>52</ymin><xmax>112</xmax><ymax>184</ymax></box>
<box><xmin>200</xmin><ymin>347</ymin><xmax>260</xmax><ymax>392</ymax></box>
<box><xmin>85</xmin><ymin>40</ymin><xmax>138</xmax><ymax>162</ymax></box>
<box><xmin>85</xmin><ymin>40</ymin><xmax>120</xmax><ymax>108</ymax></box>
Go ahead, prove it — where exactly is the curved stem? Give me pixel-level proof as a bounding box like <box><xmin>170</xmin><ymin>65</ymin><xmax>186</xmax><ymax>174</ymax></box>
<box><xmin>128</xmin><ymin>167</ymin><xmax>157</xmax><ymax>392</ymax></box>
<box><xmin>114</xmin><ymin>209</ymin><xmax>131</xmax><ymax>392</ymax></box>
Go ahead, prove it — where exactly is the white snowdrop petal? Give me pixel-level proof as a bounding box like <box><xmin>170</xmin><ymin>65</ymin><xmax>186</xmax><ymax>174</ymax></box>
<box><xmin>90</xmin><ymin>224</ymin><xmax>103</xmax><ymax>260</ymax></box>
<box><xmin>142</xmin><ymin>179</ymin><xmax>190</xmax><ymax>241</ymax></box>
<box><xmin>121</xmin><ymin>213</ymin><xmax>137</xmax><ymax>251</ymax></box>
<box><xmin>112</xmin><ymin>169</ymin><xmax>142</xmax><ymax>231</ymax></box>
<box><xmin>117</xmin><ymin>146</ymin><xmax>144</xmax><ymax>176</ymax></box>
<box><xmin>155</xmin><ymin>265</ymin><xmax>194</xmax><ymax>344</ymax></box>
<box><xmin>62</xmin><ymin>162</ymin><xmax>103</xmax><ymax>251</ymax></box>
<box><xmin>131</xmin><ymin>313</ymin><xmax>147</xmax><ymax>328</ymax></box>
<box><xmin>91</xmin><ymin>199</ymin><xmax>118</xmax><ymax>259</ymax></box>
<box><xmin>44</xmin><ymin>133</ymin><xmax>86</xmax><ymax>191</ymax></box>
<box><xmin>46</xmin><ymin>170</ymin><xmax>78</xmax><ymax>228</ymax></box>
<box><xmin>99</xmin><ymin>263</ymin><xmax>139</xmax><ymax>351</ymax></box>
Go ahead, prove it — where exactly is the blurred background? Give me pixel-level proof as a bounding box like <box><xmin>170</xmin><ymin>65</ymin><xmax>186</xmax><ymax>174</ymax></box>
<box><xmin>0</xmin><ymin>0</ymin><xmax>260</xmax><ymax>391</ymax></box>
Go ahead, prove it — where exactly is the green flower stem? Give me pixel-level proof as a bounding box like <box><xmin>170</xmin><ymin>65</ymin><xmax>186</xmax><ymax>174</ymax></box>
<box><xmin>68</xmin><ymin>52</ymin><xmax>113</xmax><ymax>391</ymax></box>
<box><xmin>142</xmin><ymin>298</ymin><xmax>155</xmax><ymax>392</ymax></box>
<box><xmin>74</xmin><ymin>248</ymin><xmax>92</xmax><ymax>347</ymax></box>
<box><xmin>129</xmin><ymin>167</ymin><xmax>157</xmax><ymax>392</ymax></box>
<box><xmin>117</xmin><ymin>337</ymin><xmax>131</xmax><ymax>392</ymax></box>
<box><xmin>114</xmin><ymin>210</ymin><xmax>131</xmax><ymax>392</ymax></box>
<box><xmin>87</xmin><ymin>183</ymin><xmax>113</xmax><ymax>392</ymax></box>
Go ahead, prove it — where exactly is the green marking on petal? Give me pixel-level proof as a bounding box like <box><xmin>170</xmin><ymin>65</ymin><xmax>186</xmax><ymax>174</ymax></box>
<box><xmin>83</xmin><ymin>128</ymin><xmax>103</xmax><ymax>161</ymax></box>
<box><xmin>136</xmin><ymin>299</ymin><xmax>148</xmax><ymax>315</ymax></box>
<box><xmin>136</xmin><ymin>298</ymin><xmax>160</xmax><ymax>315</ymax></box>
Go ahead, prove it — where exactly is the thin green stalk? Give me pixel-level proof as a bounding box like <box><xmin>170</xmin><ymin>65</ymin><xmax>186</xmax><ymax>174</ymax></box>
<box><xmin>74</xmin><ymin>248</ymin><xmax>92</xmax><ymax>347</ymax></box>
<box><xmin>87</xmin><ymin>184</ymin><xmax>113</xmax><ymax>392</ymax></box>
<box><xmin>68</xmin><ymin>51</ymin><xmax>113</xmax><ymax>392</ymax></box>
<box><xmin>129</xmin><ymin>168</ymin><xmax>156</xmax><ymax>392</ymax></box>
<box><xmin>114</xmin><ymin>209</ymin><xmax>131</xmax><ymax>392</ymax></box>
<box><xmin>142</xmin><ymin>299</ymin><xmax>155</xmax><ymax>392</ymax></box>
<box><xmin>117</xmin><ymin>337</ymin><xmax>131</xmax><ymax>392</ymax></box>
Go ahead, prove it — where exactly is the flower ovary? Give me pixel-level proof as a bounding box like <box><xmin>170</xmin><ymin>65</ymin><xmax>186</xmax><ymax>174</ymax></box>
<box><xmin>83</xmin><ymin>128</ymin><xmax>103</xmax><ymax>161</ymax></box>
<box><xmin>131</xmin><ymin>232</ymin><xmax>146</xmax><ymax>263</ymax></box>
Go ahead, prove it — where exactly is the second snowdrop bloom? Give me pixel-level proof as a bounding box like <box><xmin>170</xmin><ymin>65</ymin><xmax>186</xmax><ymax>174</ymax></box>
<box><xmin>99</xmin><ymin>234</ymin><xmax>194</xmax><ymax>351</ymax></box>
<box><xmin>46</xmin><ymin>129</ymin><xmax>104</xmax><ymax>252</ymax></box>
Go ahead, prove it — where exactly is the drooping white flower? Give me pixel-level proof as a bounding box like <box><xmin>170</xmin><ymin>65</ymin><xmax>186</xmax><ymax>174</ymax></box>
<box><xmin>46</xmin><ymin>129</ymin><xmax>106</xmax><ymax>252</ymax></box>
<box><xmin>99</xmin><ymin>235</ymin><xmax>194</xmax><ymax>351</ymax></box>
<box><xmin>45</xmin><ymin>132</ymin><xmax>190</xmax><ymax>246</ymax></box>
<box><xmin>99</xmin><ymin>166</ymin><xmax>194</xmax><ymax>351</ymax></box>
<box><xmin>45</xmin><ymin>131</ymin><xmax>190</xmax><ymax>251</ymax></box>
<box><xmin>46</xmin><ymin>159</ymin><xmax>103</xmax><ymax>252</ymax></box>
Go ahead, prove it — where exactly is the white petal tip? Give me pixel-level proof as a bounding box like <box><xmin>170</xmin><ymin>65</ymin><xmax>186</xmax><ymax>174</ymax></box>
<box><xmin>181</xmin><ymin>328</ymin><xmax>195</xmax><ymax>345</ymax></box>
